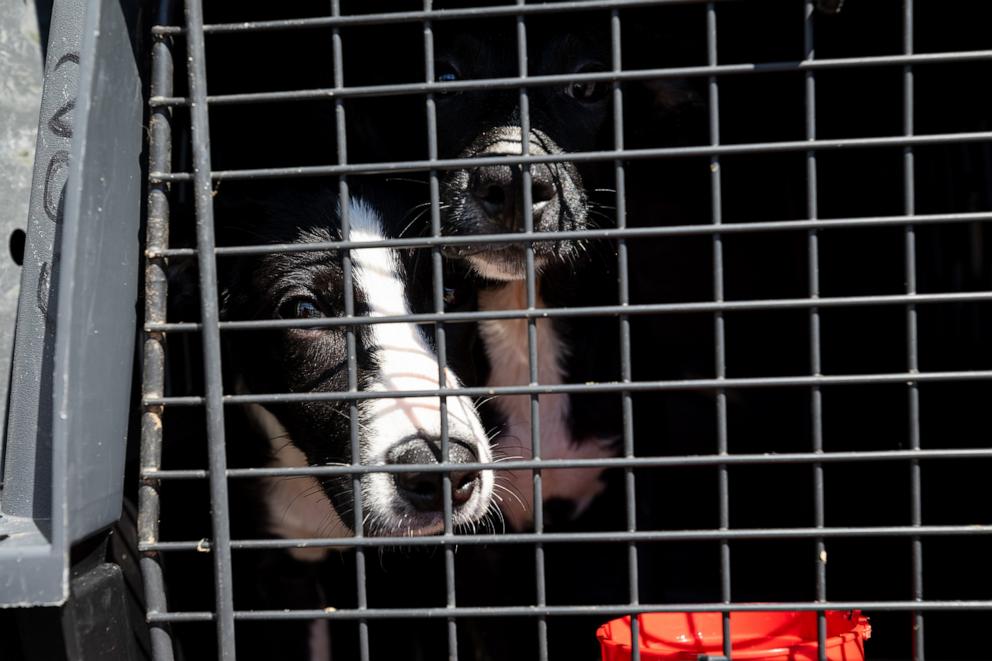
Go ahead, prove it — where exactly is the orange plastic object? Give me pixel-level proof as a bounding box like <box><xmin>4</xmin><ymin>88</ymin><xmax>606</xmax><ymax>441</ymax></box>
<box><xmin>597</xmin><ymin>610</ymin><xmax>870</xmax><ymax>661</ymax></box>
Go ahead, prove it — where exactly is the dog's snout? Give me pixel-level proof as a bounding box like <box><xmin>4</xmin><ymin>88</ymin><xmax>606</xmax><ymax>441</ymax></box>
<box><xmin>471</xmin><ymin>164</ymin><xmax>558</xmax><ymax>229</ymax></box>
<box><xmin>388</xmin><ymin>437</ymin><xmax>480</xmax><ymax>512</ymax></box>
<box><xmin>444</xmin><ymin>126</ymin><xmax>588</xmax><ymax>278</ymax></box>
<box><xmin>472</xmin><ymin>167</ymin><xmax>513</xmax><ymax>222</ymax></box>
<box><xmin>531</xmin><ymin>174</ymin><xmax>556</xmax><ymax>205</ymax></box>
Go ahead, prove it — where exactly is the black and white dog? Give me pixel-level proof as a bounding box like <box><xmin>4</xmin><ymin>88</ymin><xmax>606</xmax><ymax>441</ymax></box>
<box><xmin>164</xmin><ymin>187</ymin><xmax>497</xmax><ymax>659</ymax></box>
<box><xmin>218</xmin><ymin>189</ymin><xmax>496</xmax><ymax>547</ymax></box>
<box><xmin>424</xmin><ymin>18</ymin><xmax>625</xmax><ymax>530</ymax></box>
<box><xmin>169</xmin><ymin>186</ymin><xmax>499</xmax><ymax>659</ymax></box>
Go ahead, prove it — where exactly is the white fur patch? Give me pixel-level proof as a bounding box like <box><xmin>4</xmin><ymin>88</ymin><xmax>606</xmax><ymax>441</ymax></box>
<box><xmin>466</xmin><ymin>253</ymin><xmax>548</xmax><ymax>282</ymax></box>
<box><xmin>490</xmin><ymin>138</ymin><xmax>526</xmax><ymax>155</ymax></box>
<box><xmin>478</xmin><ymin>280</ymin><xmax>617</xmax><ymax>530</ymax></box>
<box><xmin>346</xmin><ymin>199</ymin><xmax>495</xmax><ymax>534</ymax></box>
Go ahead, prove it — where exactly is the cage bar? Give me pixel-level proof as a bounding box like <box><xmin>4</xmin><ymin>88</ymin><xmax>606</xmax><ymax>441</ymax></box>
<box><xmin>419</xmin><ymin>3</ymin><xmax>461</xmax><ymax>658</ymax></box>
<box><xmin>182</xmin><ymin>0</ymin><xmax>237</xmax><ymax>657</ymax></box>
<box><xmin>148</xmin><ymin>210</ymin><xmax>992</xmax><ymax>259</ymax></box>
<box><xmin>144</xmin><ymin>368</ymin><xmax>992</xmax><ymax>410</ymax></box>
<box><xmin>143</xmin><ymin>598</ymin><xmax>992</xmax><ymax>624</ymax></box>
<box><xmin>801</xmin><ymin>3</ymin><xmax>828</xmax><ymax>659</ymax></box>
<box><xmin>141</xmin><ymin>446</ymin><xmax>992</xmax><ymax>483</ymax></box>
<box><xmin>151</xmin><ymin>0</ymin><xmax>732</xmax><ymax>35</ymax></box>
<box><xmin>138</xmin><ymin>1</ymin><xmax>177</xmax><ymax>658</ymax></box>
<box><xmin>902</xmin><ymin>2</ymin><xmax>925</xmax><ymax>660</ymax></box>
<box><xmin>146</xmin><ymin>50</ymin><xmax>992</xmax><ymax>109</ymax></box>
<box><xmin>610</xmin><ymin>8</ymin><xmax>641</xmax><ymax>661</ymax></box>
<box><xmin>704</xmin><ymin>3</ymin><xmax>733</xmax><ymax>658</ymax></box>
<box><xmin>148</xmin><ymin>129</ymin><xmax>992</xmax><ymax>184</ymax></box>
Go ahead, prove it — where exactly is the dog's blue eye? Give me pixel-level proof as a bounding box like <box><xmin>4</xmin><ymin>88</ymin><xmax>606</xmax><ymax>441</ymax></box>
<box><xmin>434</xmin><ymin>60</ymin><xmax>462</xmax><ymax>95</ymax></box>
<box><xmin>278</xmin><ymin>297</ymin><xmax>325</xmax><ymax>320</ymax></box>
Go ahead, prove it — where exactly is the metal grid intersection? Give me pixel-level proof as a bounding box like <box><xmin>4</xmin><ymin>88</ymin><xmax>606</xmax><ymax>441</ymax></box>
<box><xmin>137</xmin><ymin>1</ymin><xmax>992</xmax><ymax>661</ymax></box>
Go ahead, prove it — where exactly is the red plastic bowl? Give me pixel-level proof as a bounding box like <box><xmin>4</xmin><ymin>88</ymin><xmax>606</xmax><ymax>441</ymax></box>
<box><xmin>597</xmin><ymin>610</ymin><xmax>870</xmax><ymax>661</ymax></box>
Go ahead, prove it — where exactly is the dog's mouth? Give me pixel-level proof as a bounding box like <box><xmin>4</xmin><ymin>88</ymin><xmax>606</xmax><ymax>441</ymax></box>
<box><xmin>354</xmin><ymin>428</ymin><xmax>496</xmax><ymax>537</ymax></box>
<box><xmin>367</xmin><ymin>498</ymin><xmax>484</xmax><ymax>537</ymax></box>
<box><xmin>443</xmin><ymin>242</ymin><xmax>552</xmax><ymax>281</ymax></box>
<box><xmin>360</xmin><ymin>467</ymin><xmax>495</xmax><ymax>538</ymax></box>
<box><xmin>318</xmin><ymin>472</ymin><xmax>492</xmax><ymax>538</ymax></box>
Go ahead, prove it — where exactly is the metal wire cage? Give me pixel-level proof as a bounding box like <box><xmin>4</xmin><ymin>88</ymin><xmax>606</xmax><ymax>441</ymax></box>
<box><xmin>138</xmin><ymin>1</ymin><xmax>992</xmax><ymax>660</ymax></box>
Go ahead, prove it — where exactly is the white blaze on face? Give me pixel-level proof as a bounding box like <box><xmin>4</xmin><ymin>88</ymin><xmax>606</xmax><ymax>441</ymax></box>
<box><xmin>347</xmin><ymin>199</ymin><xmax>494</xmax><ymax>531</ymax></box>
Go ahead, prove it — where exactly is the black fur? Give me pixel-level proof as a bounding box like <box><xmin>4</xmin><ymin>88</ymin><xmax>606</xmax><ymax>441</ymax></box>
<box><xmin>433</xmin><ymin>18</ymin><xmax>615</xmax><ymax>277</ymax></box>
<box><xmin>216</xmin><ymin>190</ymin><xmax>377</xmax><ymax>524</ymax></box>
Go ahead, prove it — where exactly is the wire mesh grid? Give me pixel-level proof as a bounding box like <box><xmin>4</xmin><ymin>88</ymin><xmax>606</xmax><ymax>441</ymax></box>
<box><xmin>137</xmin><ymin>1</ymin><xmax>992</xmax><ymax>660</ymax></box>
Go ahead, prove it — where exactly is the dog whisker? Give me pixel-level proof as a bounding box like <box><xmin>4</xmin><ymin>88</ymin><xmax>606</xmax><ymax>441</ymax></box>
<box><xmin>493</xmin><ymin>482</ymin><xmax>527</xmax><ymax>512</ymax></box>
<box><xmin>384</xmin><ymin>177</ymin><xmax>429</xmax><ymax>186</ymax></box>
<box><xmin>493</xmin><ymin>454</ymin><xmax>525</xmax><ymax>463</ymax></box>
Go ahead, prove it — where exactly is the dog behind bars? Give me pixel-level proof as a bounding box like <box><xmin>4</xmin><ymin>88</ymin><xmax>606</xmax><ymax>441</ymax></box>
<box><xmin>402</xmin><ymin>12</ymin><xmax>630</xmax><ymax>532</ymax></box>
<box><xmin>162</xmin><ymin>185</ymin><xmax>497</xmax><ymax>659</ymax></box>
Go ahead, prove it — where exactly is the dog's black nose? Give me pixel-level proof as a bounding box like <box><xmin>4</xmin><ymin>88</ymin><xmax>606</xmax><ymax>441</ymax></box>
<box><xmin>471</xmin><ymin>164</ymin><xmax>557</xmax><ymax>229</ymax></box>
<box><xmin>474</xmin><ymin>171</ymin><xmax>511</xmax><ymax>221</ymax></box>
<box><xmin>389</xmin><ymin>437</ymin><xmax>479</xmax><ymax>512</ymax></box>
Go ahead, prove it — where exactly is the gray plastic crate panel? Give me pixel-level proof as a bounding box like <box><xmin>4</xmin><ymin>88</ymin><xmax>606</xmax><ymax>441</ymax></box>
<box><xmin>0</xmin><ymin>1</ymin><xmax>45</xmax><ymax>454</ymax></box>
<box><xmin>0</xmin><ymin>0</ymin><xmax>143</xmax><ymax>607</ymax></box>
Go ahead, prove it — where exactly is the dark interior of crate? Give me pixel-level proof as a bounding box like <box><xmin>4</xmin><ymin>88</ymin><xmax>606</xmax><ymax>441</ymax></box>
<box><xmin>146</xmin><ymin>1</ymin><xmax>992</xmax><ymax>659</ymax></box>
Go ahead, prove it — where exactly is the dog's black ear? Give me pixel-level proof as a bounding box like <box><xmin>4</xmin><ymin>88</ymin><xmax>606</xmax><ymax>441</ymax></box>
<box><xmin>165</xmin><ymin>255</ymin><xmax>242</xmax><ymax>323</ymax></box>
<box><xmin>625</xmin><ymin>76</ymin><xmax>706</xmax><ymax>148</ymax></box>
<box><xmin>621</xmin><ymin>7</ymin><xmax>708</xmax><ymax>149</ymax></box>
<box><xmin>639</xmin><ymin>78</ymin><xmax>701</xmax><ymax>117</ymax></box>
<box><xmin>178</xmin><ymin>191</ymin><xmax>273</xmax><ymax>323</ymax></box>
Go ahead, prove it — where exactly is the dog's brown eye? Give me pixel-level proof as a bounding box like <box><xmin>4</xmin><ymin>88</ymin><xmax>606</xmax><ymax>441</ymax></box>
<box><xmin>278</xmin><ymin>297</ymin><xmax>325</xmax><ymax>319</ymax></box>
<box><xmin>566</xmin><ymin>62</ymin><xmax>609</xmax><ymax>103</ymax></box>
<box><xmin>566</xmin><ymin>80</ymin><xmax>607</xmax><ymax>102</ymax></box>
